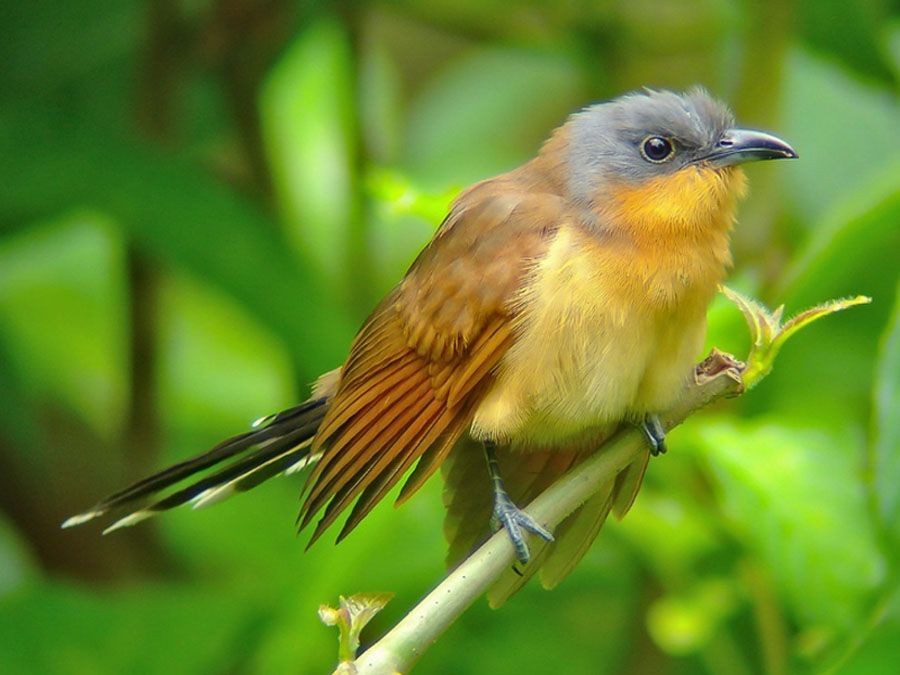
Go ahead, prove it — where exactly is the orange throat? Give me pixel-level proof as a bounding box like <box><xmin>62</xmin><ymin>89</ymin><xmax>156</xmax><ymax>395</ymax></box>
<box><xmin>595</xmin><ymin>165</ymin><xmax>746</xmax><ymax>297</ymax></box>
<box><xmin>600</xmin><ymin>164</ymin><xmax>746</xmax><ymax>240</ymax></box>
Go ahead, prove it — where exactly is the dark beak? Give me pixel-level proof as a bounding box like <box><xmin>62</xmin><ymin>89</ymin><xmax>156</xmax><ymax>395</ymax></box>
<box><xmin>699</xmin><ymin>128</ymin><xmax>798</xmax><ymax>167</ymax></box>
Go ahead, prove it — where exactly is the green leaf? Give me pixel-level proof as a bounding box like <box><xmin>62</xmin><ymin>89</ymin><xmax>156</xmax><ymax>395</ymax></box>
<box><xmin>646</xmin><ymin>578</ymin><xmax>740</xmax><ymax>656</ymax></box>
<box><xmin>156</xmin><ymin>271</ymin><xmax>297</xmax><ymax>453</ymax></box>
<box><xmin>750</xmin><ymin>165</ymin><xmax>900</xmax><ymax>426</ymax></box>
<box><xmin>829</xmin><ymin>587</ymin><xmax>900</xmax><ymax>675</ymax></box>
<box><xmin>0</xmin><ymin>306</ymin><xmax>42</xmax><ymax>455</ymax></box>
<box><xmin>781</xmin><ymin>49</ymin><xmax>900</xmax><ymax>222</ymax></box>
<box><xmin>0</xmin><ymin>0</ymin><xmax>140</xmax><ymax>98</ymax></box>
<box><xmin>798</xmin><ymin>0</ymin><xmax>897</xmax><ymax>86</ymax></box>
<box><xmin>358</xmin><ymin>31</ymin><xmax>404</xmax><ymax>165</ymax></box>
<box><xmin>615</xmin><ymin>487</ymin><xmax>719</xmax><ymax>587</ymax></box>
<box><xmin>779</xmin><ymin>165</ymin><xmax>900</xmax><ymax>308</ymax></box>
<box><xmin>319</xmin><ymin>592</ymin><xmax>394</xmax><ymax>663</ymax></box>
<box><xmin>698</xmin><ymin>420</ymin><xmax>885</xmax><ymax>632</ymax></box>
<box><xmin>404</xmin><ymin>46</ymin><xmax>584</xmax><ymax>187</ymax></box>
<box><xmin>422</xmin><ymin>541</ymin><xmax>639</xmax><ymax>675</ymax></box>
<box><xmin>0</xmin><ymin>582</ymin><xmax>263</xmax><ymax>675</ymax></box>
<box><xmin>871</xmin><ymin>284</ymin><xmax>900</xmax><ymax>553</ymax></box>
<box><xmin>0</xmin><ymin>213</ymin><xmax>128</xmax><ymax>440</ymax></box>
<box><xmin>0</xmin><ymin>514</ymin><xmax>36</xmax><ymax>600</ymax></box>
<box><xmin>260</xmin><ymin>18</ymin><xmax>359</xmax><ymax>298</ymax></box>
<box><xmin>364</xmin><ymin>168</ymin><xmax>455</xmax><ymax>291</ymax></box>
<box><xmin>0</xmin><ymin>105</ymin><xmax>357</xmax><ymax>375</ymax></box>
<box><xmin>365</xmin><ymin>168</ymin><xmax>456</xmax><ymax>227</ymax></box>
<box><xmin>721</xmin><ymin>286</ymin><xmax>871</xmax><ymax>389</ymax></box>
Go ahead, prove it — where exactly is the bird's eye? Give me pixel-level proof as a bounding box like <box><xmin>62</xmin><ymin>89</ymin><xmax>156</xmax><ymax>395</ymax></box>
<box><xmin>640</xmin><ymin>136</ymin><xmax>674</xmax><ymax>163</ymax></box>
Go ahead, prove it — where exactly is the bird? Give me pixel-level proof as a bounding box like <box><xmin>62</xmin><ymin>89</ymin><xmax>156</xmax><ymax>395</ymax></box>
<box><xmin>64</xmin><ymin>88</ymin><xmax>796</xmax><ymax>601</ymax></box>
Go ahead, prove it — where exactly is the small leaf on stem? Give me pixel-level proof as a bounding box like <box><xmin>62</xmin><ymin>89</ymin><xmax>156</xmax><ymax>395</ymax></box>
<box><xmin>721</xmin><ymin>286</ymin><xmax>871</xmax><ymax>389</ymax></box>
<box><xmin>320</xmin><ymin>592</ymin><xmax>395</xmax><ymax>668</ymax></box>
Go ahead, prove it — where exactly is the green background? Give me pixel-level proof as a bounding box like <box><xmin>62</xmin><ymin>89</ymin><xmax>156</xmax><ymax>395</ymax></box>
<box><xmin>1</xmin><ymin>1</ymin><xmax>898</xmax><ymax>673</ymax></box>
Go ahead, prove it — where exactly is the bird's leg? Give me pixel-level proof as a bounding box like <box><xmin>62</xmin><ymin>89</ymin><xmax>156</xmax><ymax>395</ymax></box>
<box><xmin>483</xmin><ymin>441</ymin><xmax>554</xmax><ymax>564</ymax></box>
<box><xmin>641</xmin><ymin>414</ymin><xmax>667</xmax><ymax>456</ymax></box>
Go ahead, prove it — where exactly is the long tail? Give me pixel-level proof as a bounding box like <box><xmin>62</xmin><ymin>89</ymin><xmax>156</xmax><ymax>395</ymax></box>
<box><xmin>62</xmin><ymin>397</ymin><xmax>329</xmax><ymax>534</ymax></box>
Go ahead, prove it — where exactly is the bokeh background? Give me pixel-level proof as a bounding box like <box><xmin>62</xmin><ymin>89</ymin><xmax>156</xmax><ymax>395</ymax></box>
<box><xmin>1</xmin><ymin>1</ymin><xmax>898</xmax><ymax>673</ymax></box>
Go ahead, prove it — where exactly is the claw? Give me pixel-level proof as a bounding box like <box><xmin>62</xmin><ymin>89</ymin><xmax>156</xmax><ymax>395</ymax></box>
<box><xmin>492</xmin><ymin>490</ymin><xmax>554</xmax><ymax>564</ymax></box>
<box><xmin>641</xmin><ymin>414</ymin><xmax>667</xmax><ymax>456</ymax></box>
<box><xmin>483</xmin><ymin>441</ymin><xmax>554</xmax><ymax>564</ymax></box>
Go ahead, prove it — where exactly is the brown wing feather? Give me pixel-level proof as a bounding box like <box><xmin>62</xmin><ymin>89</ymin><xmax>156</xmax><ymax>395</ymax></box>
<box><xmin>315</xmin><ymin>400</ymin><xmax>446</xmax><ymax>543</ymax></box>
<box><xmin>297</xmin><ymin>180</ymin><xmax>565</xmax><ymax>545</ymax></box>
<box><xmin>336</xmin><ymin>401</ymin><xmax>475</xmax><ymax>542</ymax></box>
<box><xmin>314</xmin><ymin>354</ymin><xmax>422</xmax><ymax>440</ymax></box>
<box><xmin>300</xmin><ymin>376</ymin><xmax>433</xmax><ymax>523</ymax></box>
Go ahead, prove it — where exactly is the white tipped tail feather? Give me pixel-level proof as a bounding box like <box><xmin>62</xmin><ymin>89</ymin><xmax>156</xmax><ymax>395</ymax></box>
<box><xmin>63</xmin><ymin>398</ymin><xmax>328</xmax><ymax>532</ymax></box>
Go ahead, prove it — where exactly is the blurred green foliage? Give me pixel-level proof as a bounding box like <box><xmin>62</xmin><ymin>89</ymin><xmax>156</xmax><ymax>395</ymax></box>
<box><xmin>0</xmin><ymin>1</ymin><xmax>898</xmax><ymax>673</ymax></box>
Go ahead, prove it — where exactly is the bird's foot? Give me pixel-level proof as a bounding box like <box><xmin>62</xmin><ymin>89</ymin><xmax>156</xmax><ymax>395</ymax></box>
<box><xmin>641</xmin><ymin>414</ymin><xmax>667</xmax><ymax>456</ymax></box>
<box><xmin>483</xmin><ymin>440</ymin><xmax>553</xmax><ymax>564</ymax></box>
<box><xmin>490</xmin><ymin>490</ymin><xmax>554</xmax><ymax>565</ymax></box>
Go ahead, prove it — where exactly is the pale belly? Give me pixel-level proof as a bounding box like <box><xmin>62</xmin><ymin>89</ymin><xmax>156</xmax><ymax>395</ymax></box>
<box><xmin>470</xmin><ymin>303</ymin><xmax>705</xmax><ymax>447</ymax></box>
<box><xmin>469</xmin><ymin>226</ymin><xmax>714</xmax><ymax>448</ymax></box>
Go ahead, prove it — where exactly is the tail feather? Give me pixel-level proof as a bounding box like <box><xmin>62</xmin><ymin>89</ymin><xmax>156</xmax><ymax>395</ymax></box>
<box><xmin>63</xmin><ymin>398</ymin><xmax>328</xmax><ymax>530</ymax></box>
<box><xmin>102</xmin><ymin>435</ymin><xmax>315</xmax><ymax>534</ymax></box>
<box><xmin>193</xmin><ymin>443</ymin><xmax>319</xmax><ymax>510</ymax></box>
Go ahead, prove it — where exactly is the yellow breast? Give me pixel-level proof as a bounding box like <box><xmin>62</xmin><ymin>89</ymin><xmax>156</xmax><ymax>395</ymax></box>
<box><xmin>470</xmin><ymin>165</ymin><xmax>744</xmax><ymax>447</ymax></box>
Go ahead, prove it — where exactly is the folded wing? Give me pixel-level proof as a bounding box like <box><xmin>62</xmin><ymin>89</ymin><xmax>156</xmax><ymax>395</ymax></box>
<box><xmin>298</xmin><ymin>183</ymin><xmax>566</xmax><ymax>545</ymax></box>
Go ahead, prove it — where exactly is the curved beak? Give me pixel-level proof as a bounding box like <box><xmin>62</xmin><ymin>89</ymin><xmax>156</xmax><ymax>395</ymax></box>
<box><xmin>698</xmin><ymin>128</ymin><xmax>798</xmax><ymax>167</ymax></box>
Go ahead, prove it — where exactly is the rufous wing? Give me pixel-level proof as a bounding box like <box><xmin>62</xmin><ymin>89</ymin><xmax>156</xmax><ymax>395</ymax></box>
<box><xmin>297</xmin><ymin>184</ymin><xmax>566</xmax><ymax>546</ymax></box>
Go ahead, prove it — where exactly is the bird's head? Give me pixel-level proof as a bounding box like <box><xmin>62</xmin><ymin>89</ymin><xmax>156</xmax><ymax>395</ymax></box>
<box><xmin>560</xmin><ymin>88</ymin><xmax>797</xmax><ymax>234</ymax></box>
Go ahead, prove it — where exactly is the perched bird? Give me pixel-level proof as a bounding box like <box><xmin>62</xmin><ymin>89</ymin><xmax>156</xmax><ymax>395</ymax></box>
<box><xmin>65</xmin><ymin>88</ymin><xmax>796</xmax><ymax>600</ymax></box>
